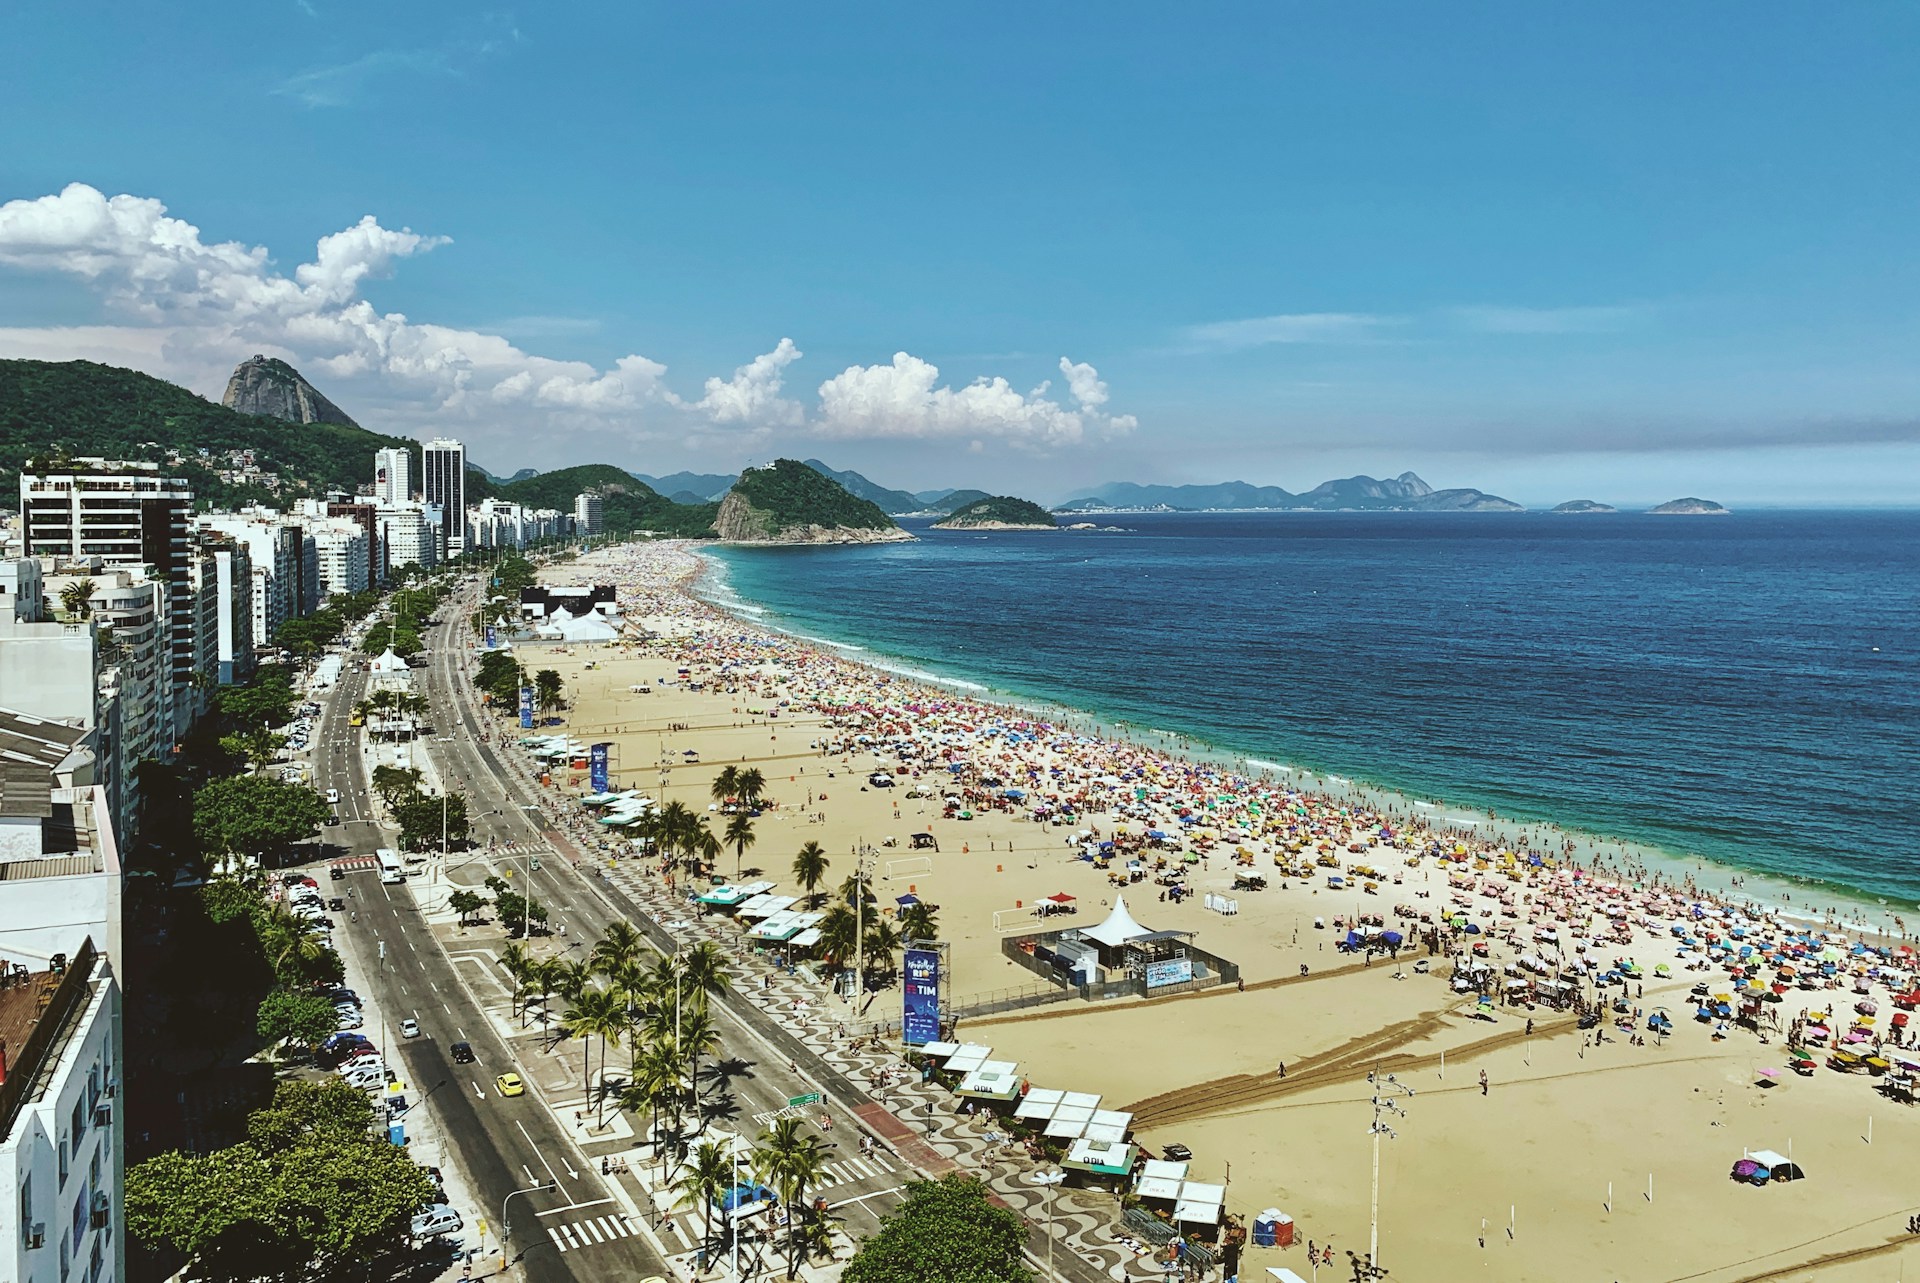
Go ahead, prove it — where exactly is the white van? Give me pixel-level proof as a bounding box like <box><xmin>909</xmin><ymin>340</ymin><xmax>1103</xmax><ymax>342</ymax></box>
<box><xmin>326</xmin><ymin>788</ymin><xmax>340</xmax><ymax>805</ymax></box>
<box><xmin>341</xmin><ymin>1065</ymin><xmax>387</xmax><ymax>1091</ymax></box>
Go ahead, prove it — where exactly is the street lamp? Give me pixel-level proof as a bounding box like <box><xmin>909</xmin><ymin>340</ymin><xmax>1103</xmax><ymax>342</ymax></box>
<box><xmin>500</xmin><ymin>1178</ymin><xmax>556</xmax><ymax>1252</ymax></box>
<box><xmin>1365</xmin><ymin>1071</ymin><xmax>1414</xmax><ymax>1275</ymax></box>
<box><xmin>1027</xmin><ymin>1167</ymin><xmax>1064</xmax><ymax>1280</ymax></box>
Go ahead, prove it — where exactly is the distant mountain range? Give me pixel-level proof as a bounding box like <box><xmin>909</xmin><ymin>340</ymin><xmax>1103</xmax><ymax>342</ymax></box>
<box><xmin>1058</xmin><ymin>472</ymin><xmax>1523</xmax><ymax>513</ymax></box>
<box><xmin>629</xmin><ymin>470</ymin><xmax>739</xmax><ymax>502</ymax></box>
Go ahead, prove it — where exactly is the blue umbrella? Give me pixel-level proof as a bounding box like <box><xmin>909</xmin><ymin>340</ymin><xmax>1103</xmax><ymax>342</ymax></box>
<box><xmin>896</xmin><ymin>894</ymin><xmax>920</xmax><ymax>907</ymax></box>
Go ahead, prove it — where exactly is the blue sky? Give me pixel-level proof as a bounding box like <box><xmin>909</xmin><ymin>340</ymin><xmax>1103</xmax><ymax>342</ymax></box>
<box><xmin>2</xmin><ymin>3</ymin><xmax>1916</xmax><ymax>505</ymax></box>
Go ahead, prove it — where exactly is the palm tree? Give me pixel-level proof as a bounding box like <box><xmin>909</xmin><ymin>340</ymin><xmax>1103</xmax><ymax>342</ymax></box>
<box><xmin>501</xmin><ymin>942</ymin><xmax>533</xmax><ymax>1018</ymax></box>
<box><xmin>693</xmin><ymin>825</ymin><xmax>723</xmax><ymax>879</ymax></box>
<box><xmin>898</xmin><ymin>900</ymin><xmax>938</xmax><ymax>941</ymax></box>
<box><xmin>710</xmin><ymin>765</ymin><xmax>741</xmax><ymax>807</ymax></box>
<box><xmin>674</xmin><ymin>1139</ymin><xmax>735</xmax><ymax>1258</ymax></box>
<box><xmin>863</xmin><ymin>919</ymin><xmax>902</xmax><ymax>983</ymax></box>
<box><xmin>561</xmin><ymin>986</ymin><xmax>627</xmax><ymax>1126</ymax></box>
<box><xmin>680</xmin><ymin>940</ymin><xmax>734</xmax><ymax>1004</ymax></box>
<box><xmin>549</xmin><ymin>958</ymin><xmax>594</xmax><ymax>1005</ymax></box>
<box><xmin>620</xmin><ymin>1039</ymin><xmax>680</xmax><ymax>1164</ymax></box>
<box><xmin>816</xmin><ymin>904</ymin><xmax>859</xmax><ymax>970</ymax></box>
<box><xmin>591</xmin><ymin>919</ymin><xmax>646</xmax><ymax>980</ymax></box>
<box><xmin>754</xmin><ymin>1116</ymin><xmax>833</xmax><ymax>1279</ymax></box>
<box><xmin>838</xmin><ymin>870</ymin><xmax>875</xmax><ymax>910</ymax></box>
<box><xmin>656</xmin><ymin>799</ymin><xmax>695</xmax><ymax>869</ymax></box>
<box><xmin>724</xmin><ymin>813</ymin><xmax>756</xmax><ymax>880</ymax></box>
<box><xmin>737</xmin><ymin>767</ymin><xmax>766</xmax><ymax>809</ymax></box>
<box><xmin>58</xmin><ymin>577</ymin><xmax>96</xmax><ymax>621</ymax></box>
<box><xmin>675</xmin><ymin>1005</ymin><xmax>723</xmax><ymax>1128</ymax></box>
<box><xmin>792</xmin><ymin>841</ymin><xmax>829</xmax><ymax>907</ymax></box>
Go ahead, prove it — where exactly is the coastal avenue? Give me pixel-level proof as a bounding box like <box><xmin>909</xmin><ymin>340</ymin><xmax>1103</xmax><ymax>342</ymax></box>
<box><xmin>313</xmin><ymin>652</ymin><xmax>669</xmax><ymax>1283</ymax></box>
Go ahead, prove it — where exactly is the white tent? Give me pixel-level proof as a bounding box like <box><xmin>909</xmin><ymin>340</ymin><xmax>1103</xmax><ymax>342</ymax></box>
<box><xmin>1081</xmin><ymin>895</ymin><xmax>1152</xmax><ymax>948</ymax></box>
<box><xmin>554</xmin><ymin>613</ymin><xmax>618</xmax><ymax>642</ymax></box>
<box><xmin>369</xmin><ymin>648</ymin><xmax>409</xmax><ymax>674</ymax></box>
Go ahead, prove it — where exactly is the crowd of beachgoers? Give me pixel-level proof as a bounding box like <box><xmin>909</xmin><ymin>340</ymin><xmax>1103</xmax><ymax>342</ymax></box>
<box><xmin>537</xmin><ymin>540</ymin><xmax>1920</xmax><ymax>1092</ymax></box>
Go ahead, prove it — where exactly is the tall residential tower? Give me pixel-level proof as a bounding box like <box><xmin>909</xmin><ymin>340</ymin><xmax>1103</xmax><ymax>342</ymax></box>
<box><xmin>421</xmin><ymin>440</ymin><xmax>466</xmax><ymax>555</ymax></box>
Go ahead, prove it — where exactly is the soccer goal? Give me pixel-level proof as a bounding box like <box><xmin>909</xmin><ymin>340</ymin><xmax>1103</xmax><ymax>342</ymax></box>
<box><xmin>883</xmin><ymin>856</ymin><xmax>934</xmax><ymax>881</ymax></box>
<box><xmin>992</xmin><ymin>905</ymin><xmax>1040</xmax><ymax>933</ymax></box>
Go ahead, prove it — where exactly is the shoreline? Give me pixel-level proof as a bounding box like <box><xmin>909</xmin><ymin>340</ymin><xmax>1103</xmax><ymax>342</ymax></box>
<box><xmin>694</xmin><ymin>546</ymin><xmax>1914</xmax><ymax>943</ymax></box>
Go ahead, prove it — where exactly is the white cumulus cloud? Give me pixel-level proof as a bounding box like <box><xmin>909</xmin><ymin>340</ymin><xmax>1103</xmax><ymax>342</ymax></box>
<box><xmin>816</xmin><ymin>352</ymin><xmax>1134</xmax><ymax>447</ymax></box>
<box><xmin>0</xmin><ymin>184</ymin><xmax>1137</xmax><ymax>458</ymax></box>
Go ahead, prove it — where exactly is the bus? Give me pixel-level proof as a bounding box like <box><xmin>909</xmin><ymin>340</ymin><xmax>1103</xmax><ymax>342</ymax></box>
<box><xmin>377</xmin><ymin>849</ymin><xmax>405</xmax><ymax>884</ymax></box>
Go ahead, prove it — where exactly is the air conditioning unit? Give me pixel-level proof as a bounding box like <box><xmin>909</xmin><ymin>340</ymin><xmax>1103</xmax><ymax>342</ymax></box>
<box><xmin>26</xmin><ymin>1223</ymin><xmax>46</xmax><ymax>1249</ymax></box>
<box><xmin>94</xmin><ymin>1102</ymin><xmax>113</xmax><ymax>1127</ymax></box>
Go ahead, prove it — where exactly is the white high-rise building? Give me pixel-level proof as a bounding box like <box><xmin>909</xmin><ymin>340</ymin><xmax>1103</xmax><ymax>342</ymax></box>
<box><xmin>573</xmin><ymin>492</ymin><xmax>603</xmax><ymax>536</ymax></box>
<box><xmin>0</xmin><ymin>720</ymin><xmax>125</xmax><ymax>1283</ymax></box>
<box><xmin>373</xmin><ymin>447</ymin><xmax>412</xmax><ymax>507</ymax></box>
<box><xmin>310</xmin><ymin>519</ymin><xmax>371</xmax><ymax>597</ymax></box>
<box><xmin>422</xmin><ymin>440</ymin><xmax>467</xmax><ymax>555</ymax></box>
<box><xmin>376</xmin><ymin>505</ymin><xmax>438</xmax><ymax>573</ymax></box>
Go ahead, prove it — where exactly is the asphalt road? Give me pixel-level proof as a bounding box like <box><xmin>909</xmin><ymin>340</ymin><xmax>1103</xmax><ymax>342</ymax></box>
<box><xmin>311</xmin><ymin>652</ymin><xmax>669</xmax><ymax>1283</ymax></box>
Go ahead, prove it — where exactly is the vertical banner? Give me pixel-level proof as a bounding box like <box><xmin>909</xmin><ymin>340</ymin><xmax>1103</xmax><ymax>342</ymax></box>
<box><xmin>902</xmin><ymin>947</ymin><xmax>940</xmax><ymax>1045</ymax></box>
<box><xmin>589</xmin><ymin>742</ymin><xmax>611</xmax><ymax>793</ymax></box>
<box><xmin>518</xmin><ymin>687</ymin><xmax>534</xmax><ymax>728</ymax></box>
<box><xmin>484</xmin><ymin>625</ymin><xmax>497</xmax><ymax>650</ymax></box>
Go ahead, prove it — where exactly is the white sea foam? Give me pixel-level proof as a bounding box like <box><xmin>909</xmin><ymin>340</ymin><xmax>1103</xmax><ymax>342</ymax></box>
<box><xmin>867</xmin><ymin>660</ymin><xmax>988</xmax><ymax>692</ymax></box>
<box><xmin>1246</xmin><ymin>758</ymin><xmax>1292</xmax><ymax>772</ymax></box>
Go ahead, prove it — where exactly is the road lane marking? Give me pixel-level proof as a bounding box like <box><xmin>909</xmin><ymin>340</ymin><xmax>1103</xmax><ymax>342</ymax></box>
<box><xmin>474</xmin><ymin>1082</ymin><xmax>486</xmax><ymax>1099</ymax></box>
<box><xmin>830</xmin><ymin>1185</ymin><xmax>904</xmax><ymax>1209</ymax></box>
<box><xmin>533</xmin><ymin>1198</ymin><xmax>612</xmax><ymax>1218</ymax></box>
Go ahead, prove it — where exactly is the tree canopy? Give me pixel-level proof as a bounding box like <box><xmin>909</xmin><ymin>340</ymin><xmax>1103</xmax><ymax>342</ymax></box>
<box><xmin>841</xmin><ymin>1175</ymin><xmax>1033</xmax><ymax>1283</ymax></box>
<box><xmin>126</xmin><ymin>1078</ymin><xmax>435</xmax><ymax>1280</ymax></box>
<box><xmin>193</xmin><ymin>775</ymin><xmax>328</xmax><ymax>864</ymax></box>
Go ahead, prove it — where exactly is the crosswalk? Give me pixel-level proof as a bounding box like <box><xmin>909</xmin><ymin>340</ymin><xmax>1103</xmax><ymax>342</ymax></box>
<box><xmin>815</xmin><ymin>1151</ymin><xmax>897</xmax><ymax>1195</ymax></box>
<box><xmin>330</xmin><ymin>855</ymin><xmax>376</xmax><ymax>872</ymax></box>
<box><xmin>547</xmin><ymin>1212</ymin><xmax>641</xmax><ymax>1253</ymax></box>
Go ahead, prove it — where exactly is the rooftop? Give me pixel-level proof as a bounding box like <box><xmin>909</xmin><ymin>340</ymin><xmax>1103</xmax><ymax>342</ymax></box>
<box><xmin>0</xmin><ymin>940</ymin><xmax>105</xmax><ymax>1140</ymax></box>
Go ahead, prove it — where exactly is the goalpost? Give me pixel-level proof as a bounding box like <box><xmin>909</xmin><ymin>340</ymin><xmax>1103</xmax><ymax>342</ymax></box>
<box><xmin>992</xmin><ymin>905</ymin><xmax>1040</xmax><ymax>933</ymax></box>
<box><xmin>883</xmin><ymin>856</ymin><xmax>934</xmax><ymax>881</ymax></box>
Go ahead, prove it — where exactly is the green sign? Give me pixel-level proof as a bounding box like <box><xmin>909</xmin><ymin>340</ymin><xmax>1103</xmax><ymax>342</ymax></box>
<box><xmin>787</xmin><ymin>1092</ymin><xmax>822</xmax><ymax>1108</ymax></box>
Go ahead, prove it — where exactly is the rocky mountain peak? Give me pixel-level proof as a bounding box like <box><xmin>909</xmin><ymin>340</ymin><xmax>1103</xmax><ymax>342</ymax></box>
<box><xmin>220</xmin><ymin>354</ymin><xmax>359</xmax><ymax>428</ymax></box>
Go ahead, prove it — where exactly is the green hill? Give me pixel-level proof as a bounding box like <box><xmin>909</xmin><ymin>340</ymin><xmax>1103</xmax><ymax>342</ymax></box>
<box><xmin>932</xmin><ymin>495</ymin><xmax>1059</xmax><ymax>528</ymax></box>
<box><xmin>491</xmin><ymin>464</ymin><xmax>718</xmax><ymax>537</ymax></box>
<box><xmin>715</xmin><ymin>459</ymin><xmax>906</xmax><ymax>543</ymax></box>
<box><xmin>0</xmin><ymin>358</ymin><xmax>422</xmax><ymax>508</ymax></box>
<box><xmin>927</xmin><ymin>488</ymin><xmax>992</xmax><ymax>513</ymax></box>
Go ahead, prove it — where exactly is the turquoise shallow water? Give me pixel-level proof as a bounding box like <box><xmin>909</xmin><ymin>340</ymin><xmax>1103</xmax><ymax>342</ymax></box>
<box><xmin>702</xmin><ymin>511</ymin><xmax>1920</xmax><ymax>906</ymax></box>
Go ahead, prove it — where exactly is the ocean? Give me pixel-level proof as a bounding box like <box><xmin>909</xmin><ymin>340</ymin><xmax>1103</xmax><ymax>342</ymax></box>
<box><xmin>702</xmin><ymin>511</ymin><xmax>1920</xmax><ymax>907</ymax></box>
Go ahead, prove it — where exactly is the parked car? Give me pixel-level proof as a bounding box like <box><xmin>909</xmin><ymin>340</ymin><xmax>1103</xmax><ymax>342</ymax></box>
<box><xmin>450</xmin><ymin>1041</ymin><xmax>475</xmax><ymax>1064</ymax></box>
<box><xmin>411</xmin><ymin>1205</ymin><xmax>462</xmax><ymax>1239</ymax></box>
<box><xmin>1162</xmin><ymin>1143</ymin><xmax>1194</xmax><ymax>1162</ymax></box>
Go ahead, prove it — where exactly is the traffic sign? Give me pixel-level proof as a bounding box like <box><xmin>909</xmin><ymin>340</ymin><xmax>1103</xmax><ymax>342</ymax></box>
<box><xmin>787</xmin><ymin>1091</ymin><xmax>822</xmax><ymax>1108</ymax></box>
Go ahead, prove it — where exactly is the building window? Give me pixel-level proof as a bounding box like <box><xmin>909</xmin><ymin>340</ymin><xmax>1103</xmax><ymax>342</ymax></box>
<box><xmin>71</xmin><ymin>1096</ymin><xmax>88</xmax><ymax>1142</ymax></box>
<box><xmin>58</xmin><ymin>1132</ymin><xmax>68</xmax><ymax>1186</ymax></box>
<box><xmin>18</xmin><ymin>1172</ymin><xmax>31</xmax><ymax>1248</ymax></box>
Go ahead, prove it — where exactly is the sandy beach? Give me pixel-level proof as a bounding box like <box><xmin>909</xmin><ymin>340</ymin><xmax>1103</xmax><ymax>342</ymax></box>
<box><xmin>504</xmin><ymin>541</ymin><xmax>1920</xmax><ymax>1282</ymax></box>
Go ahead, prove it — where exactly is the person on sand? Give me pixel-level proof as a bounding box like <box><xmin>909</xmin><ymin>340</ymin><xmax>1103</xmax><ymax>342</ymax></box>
<box><xmin>1276</xmin><ymin>1061</ymin><xmax>1286</xmax><ymax>1078</ymax></box>
<box><xmin>1480</xmin><ymin>1069</ymin><xmax>1490</xmax><ymax>1096</ymax></box>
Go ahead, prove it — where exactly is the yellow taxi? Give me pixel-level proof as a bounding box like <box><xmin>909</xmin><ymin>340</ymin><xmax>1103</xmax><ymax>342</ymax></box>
<box><xmin>495</xmin><ymin>1072</ymin><xmax>526</xmax><ymax>1097</ymax></box>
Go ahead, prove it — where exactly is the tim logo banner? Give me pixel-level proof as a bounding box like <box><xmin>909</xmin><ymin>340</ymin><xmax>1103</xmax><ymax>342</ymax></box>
<box><xmin>484</xmin><ymin>626</ymin><xmax>497</xmax><ymax>649</ymax></box>
<box><xmin>589</xmin><ymin>743</ymin><xmax>611</xmax><ymax>793</ymax></box>
<box><xmin>902</xmin><ymin>947</ymin><xmax>940</xmax><ymax>1045</ymax></box>
<box><xmin>518</xmin><ymin>687</ymin><xmax>534</xmax><ymax>728</ymax></box>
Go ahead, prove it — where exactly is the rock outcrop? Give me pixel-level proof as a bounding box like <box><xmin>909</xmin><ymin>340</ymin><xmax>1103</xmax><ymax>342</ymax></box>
<box><xmin>1552</xmin><ymin>500</ymin><xmax>1618</xmax><ymax>514</ymax></box>
<box><xmin>221</xmin><ymin>355</ymin><xmax>359</xmax><ymax>427</ymax></box>
<box><xmin>713</xmin><ymin>491</ymin><xmax>914</xmax><ymax>544</ymax></box>
<box><xmin>1648</xmin><ymin>497</ymin><xmax>1731</xmax><ymax>515</ymax></box>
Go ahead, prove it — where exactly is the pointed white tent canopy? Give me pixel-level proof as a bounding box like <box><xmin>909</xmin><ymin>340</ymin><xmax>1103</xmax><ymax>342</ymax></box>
<box><xmin>1080</xmin><ymin>895</ymin><xmax>1152</xmax><ymax>948</ymax></box>
<box><xmin>369</xmin><ymin>648</ymin><xmax>409</xmax><ymax>674</ymax></box>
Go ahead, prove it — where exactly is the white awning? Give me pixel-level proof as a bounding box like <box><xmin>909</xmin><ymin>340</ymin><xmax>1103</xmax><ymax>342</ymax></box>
<box><xmin>1080</xmin><ymin>895</ymin><xmax>1152</xmax><ymax>947</ymax></box>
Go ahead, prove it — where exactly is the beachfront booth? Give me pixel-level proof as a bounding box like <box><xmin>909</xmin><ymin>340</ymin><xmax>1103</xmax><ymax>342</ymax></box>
<box><xmin>1063</xmin><ymin>1138</ymin><xmax>1138</xmax><ymax>1190</ymax></box>
<box><xmin>697</xmin><ymin>881</ymin><xmax>776</xmax><ymax>914</ymax></box>
<box><xmin>1006</xmin><ymin>895</ymin><xmax>1238</xmax><ymax>999</ymax></box>
<box><xmin>956</xmin><ymin>1061</ymin><xmax>1023</xmax><ymax>1107</ymax></box>
<box><xmin>1133</xmin><ymin>1160</ymin><xmax>1227</xmax><ymax>1235</ymax></box>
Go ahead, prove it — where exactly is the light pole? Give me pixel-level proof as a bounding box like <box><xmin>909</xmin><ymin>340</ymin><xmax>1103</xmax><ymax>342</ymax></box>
<box><xmin>501</xmin><ymin>1178</ymin><xmax>555</xmax><ymax>1253</ymax></box>
<box><xmin>1366</xmin><ymin>1070</ymin><xmax>1414</xmax><ymax>1274</ymax></box>
<box><xmin>1028</xmin><ymin>1167</ymin><xmax>1064</xmax><ymax>1280</ymax></box>
<box><xmin>851</xmin><ymin>841</ymin><xmax>873</xmax><ymax>1005</ymax></box>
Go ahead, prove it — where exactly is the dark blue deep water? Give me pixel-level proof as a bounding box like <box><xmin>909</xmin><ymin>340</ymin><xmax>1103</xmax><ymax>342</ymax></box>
<box><xmin>706</xmin><ymin>512</ymin><xmax>1920</xmax><ymax>903</ymax></box>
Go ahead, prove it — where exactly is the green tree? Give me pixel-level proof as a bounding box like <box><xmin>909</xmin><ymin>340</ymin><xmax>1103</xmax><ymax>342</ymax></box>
<box><xmin>710</xmin><ymin>765</ymin><xmax>741</xmax><ymax>806</ymax></box>
<box><xmin>724</xmin><ymin>812</ymin><xmax>756</xmax><ymax>880</ymax></box>
<box><xmin>494</xmin><ymin>890</ymin><xmax>548</xmax><ymax>938</ymax></box>
<box><xmin>863</xmin><ymin>919</ymin><xmax>902</xmax><ymax>983</ymax></box>
<box><xmin>216</xmin><ymin>667</ymin><xmax>294</xmax><ymax>727</ymax></box>
<box><xmin>816</xmin><ymin>904</ymin><xmax>859</xmax><ymax>969</ymax></box>
<box><xmin>756</xmin><ymin>1115</ymin><xmax>834</xmax><ymax>1279</ymax></box>
<box><xmin>672</xmin><ymin>1138</ymin><xmax>733</xmax><ymax>1254</ymax></box>
<box><xmin>737</xmin><ymin>767</ymin><xmax>766</xmax><ymax>809</ymax></box>
<box><xmin>449</xmin><ymin>889</ymin><xmax>486</xmax><ymax>926</ymax></box>
<box><xmin>561</xmin><ymin>986</ymin><xmax>627</xmax><ymax>1128</ymax></box>
<box><xmin>394</xmin><ymin>791</ymin><xmax>469</xmax><ymax>852</ymax></box>
<box><xmin>58</xmin><ymin>576</ymin><xmax>96</xmax><ymax>620</ymax></box>
<box><xmin>254</xmin><ymin>988</ymin><xmax>338</xmax><ymax>1050</ymax></box>
<box><xmin>792</xmin><ymin>841</ymin><xmax>829</xmax><ymax>907</ymax></box>
<box><xmin>899</xmin><ymin>901</ymin><xmax>939</xmax><ymax>941</ymax></box>
<box><xmin>218</xmin><ymin>725</ymin><xmax>287</xmax><ymax>773</ymax></box>
<box><xmin>192</xmin><ymin>776</ymin><xmax>328</xmax><ymax>869</ymax></box>
<box><xmin>534</xmin><ymin>668</ymin><xmax>564</xmax><ymax>720</ymax></box>
<box><xmin>126</xmin><ymin>1079</ymin><xmax>434</xmax><ymax>1280</ymax></box>
<box><xmin>370</xmin><ymin>763</ymin><xmax>423</xmax><ymax>810</ymax></box>
<box><xmin>841</xmin><ymin>1175</ymin><xmax>1033</xmax><ymax>1283</ymax></box>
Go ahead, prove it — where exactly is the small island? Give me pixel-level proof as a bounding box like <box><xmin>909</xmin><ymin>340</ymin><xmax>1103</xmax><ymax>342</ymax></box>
<box><xmin>1551</xmin><ymin>500</ymin><xmax>1618</xmax><ymax>514</ymax></box>
<box><xmin>714</xmin><ymin>458</ymin><xmax>915</xmax><ymax>544</ymax></box>
<box><xmin>1648</xmin><ymin>497</ymin><xmax>1730</xmax><ymax>515</ymax></box>
<box><xmin>931</xmin><ymin>495</ymin><xmax>1060</xmax><ymax>530</ymax></box>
